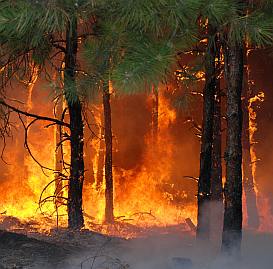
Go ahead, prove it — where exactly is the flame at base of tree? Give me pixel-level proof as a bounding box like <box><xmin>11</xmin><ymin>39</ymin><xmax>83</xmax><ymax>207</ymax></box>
<box><xmin>0</xmin><ymin>83</ymin><xmax>272</xmax><ymax>238</ymax></box>
<box><xmin>0</xmin><ymin>87</ymin><xmax>197</xmax><ymax>237</ymax></box>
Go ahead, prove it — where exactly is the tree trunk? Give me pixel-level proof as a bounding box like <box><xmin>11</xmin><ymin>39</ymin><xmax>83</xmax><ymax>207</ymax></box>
<box><xmin>211</xmin><ymin>35</ymin><xmax>222</xmax><ymax>202</ymax></box>
<box><xmin>65</xmin><ymin>17</ymin><xmax>84</xmax><ymax>230</ymax></box>
<box><xmin>210</xmin><ymin>36</ymin><xmax>223</xmax><ymax>243</ymax></box>
<box><xmin>242</xmin><ymin>50</ymin><xmax>259</xmax><ymax>229</ymax></box>
<box><xmin>211</xmin><ymin>82</ymin><xmax>222</xmax><ymax>201</ymax></box>
<box><xmin>196</xmin><ymin>27</ymin><xmax>216</xmax><ymax>240</ymax></box>
<box><xmin>103</xmin><ymin>82</ymin><xmax>114</xmax><ymax>223</ymax></box>
<box><xmin>221</xmin><ymin>43</ymin><xmax>243</xmax><ymax>255</ymax></box>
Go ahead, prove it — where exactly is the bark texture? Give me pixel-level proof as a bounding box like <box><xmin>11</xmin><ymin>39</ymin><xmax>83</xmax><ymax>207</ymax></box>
<box><xmin>211</xmin><ymin>36</ymin><xmax>223</xmax><ymax>202</ymax></box>
<box><xmin>210</xmin><ymin>36</ymin><xmax>224</xmax><ymax>243</ymax></box>
<box><xmin>65</xmin><ymin>17</ymin><xmax>84</xmax><ymax>230</ymax></box>
<box><xmin>103</xmin><ymin>82</ymin><xmax>114</xmax><ymax>223</ymax></box>
<box><xmin>197</xmin><ymin>28</ymin><xmax>216</xmax><ymax>240</ymax></box>
<box><xmin>222</xmin><ymin>43</ymin><xmax>243</xmax><ymax>254</ymax></box>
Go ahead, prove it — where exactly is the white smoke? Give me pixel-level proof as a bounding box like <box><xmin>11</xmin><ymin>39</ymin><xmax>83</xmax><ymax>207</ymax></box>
<box><xmin>64</xmin><ymin>230</ymin><xmax>273</xmax><ymax>269</ymax></box>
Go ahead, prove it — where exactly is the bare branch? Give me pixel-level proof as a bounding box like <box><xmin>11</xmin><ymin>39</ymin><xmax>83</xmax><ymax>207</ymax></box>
<box><xmin>0</xmin><ymin>99</ymin><xmax>70</xmax><ymax>128</ymax></box>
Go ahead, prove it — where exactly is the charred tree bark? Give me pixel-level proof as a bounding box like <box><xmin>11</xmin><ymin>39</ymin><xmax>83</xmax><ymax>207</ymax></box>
<box><xmin>65</xmin><ymin>17</ymin><xmax>84</xmax><ymax>230</ymax></box>
<box><xmin>103</xmin><ymin>82</ymin><xmax>114</xmax><ymax>223</ymax></box>
<box><xmin>210</xmin><ymin>37</ymin><xmax>224</xmax><ymax>243</ymax></box>
<box><xmin>196</xmin><ymin>28</ymin><xmax>216</xmax><ymax>240</ymax></box>
<box><xmin>211</xmin><ymin>36</ymin><xmax>223</xmax><ymax>202</ymax></box>
<box><xmin>242</xmin><ymin>51</ymin><xmax>259</xmax><ymax>229</ymax></box>
<box><xmin>211</xmin><ymin>83</ymin><xmax>222</xmax><ymax>201</ymax></box>
<box><xmin>222</xmin><ymin>43</ymin><xmax>243</xmax><ymax>255</ymax></box>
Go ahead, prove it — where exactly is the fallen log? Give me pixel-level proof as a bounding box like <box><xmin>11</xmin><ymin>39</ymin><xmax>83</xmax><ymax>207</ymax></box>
<box><xmin>185</xmin><ymin>218</ymin><xmax>196</xmax><ymax>232</ymax></box>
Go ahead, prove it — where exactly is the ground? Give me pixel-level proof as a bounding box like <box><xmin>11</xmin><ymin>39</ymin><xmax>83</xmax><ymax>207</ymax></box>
<box><xmin>0</xmin><ymin>229</ymin><xmax>273</xmax><ymax>269</ymax></box>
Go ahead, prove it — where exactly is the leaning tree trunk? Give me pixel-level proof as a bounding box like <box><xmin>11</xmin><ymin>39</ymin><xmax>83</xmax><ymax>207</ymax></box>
<box><xmin>221</xmin><ymin>42</ymin><xmax>243</xmax><ymax>255</ymax></box>
<box><xmin>64</xmin><ymin>16</ymin><xmax>84</xmax><ymax>230</ymax></box>
<box><xmin>196</xmin><ymin>27</ymin><xmax>216</xmax><ymax>240</ymax></box>
<box><xmin>242</xmin><ymin>50</ymin><xmax>259</xmax><ymax>229</ymax></box>
<box><xmin>103</xmin><ymin>82</ymin><xmax>114</xmax><ymax>223</ymax></box>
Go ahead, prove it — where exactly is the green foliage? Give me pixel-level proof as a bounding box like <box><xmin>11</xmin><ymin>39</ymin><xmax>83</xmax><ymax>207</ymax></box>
<box><xmin>1</xmin><ymin>0</ymin><xmax>273</xmax><ymax>106</ymax></box>
<box><xmin>112</xmin><ymin>40</ymin><xmax>176</xmax><ymax>94</ymax></box>
<box><xmin>215</xmin><ymin>1</ymin><xmax>273</xmax><ymax>47</ymax></box>
<box><xmin>201</xmin><ymin>0</ymin><xmax>243</xmax><ymax>26</ymax></box>
<box><xmin>0</xmin><ymin>0</ymin><xmax>68</xmax><ymax>47</ymax></box>
<box><xmin>110</xmin><ymin>0</ymin><xmax>167</xmax><ymax>34</ymax></box>
<box><xmin>244</xmin><ymin>12</ymin><xmax>273</xmax><ymax>47</ymax></box>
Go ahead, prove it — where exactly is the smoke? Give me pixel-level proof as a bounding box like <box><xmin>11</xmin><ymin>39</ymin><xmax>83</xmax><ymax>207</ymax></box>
<box><xmin>60</xmin><ymin>230</ymin><xmax>273</xmax><ymax>269</ymax></box>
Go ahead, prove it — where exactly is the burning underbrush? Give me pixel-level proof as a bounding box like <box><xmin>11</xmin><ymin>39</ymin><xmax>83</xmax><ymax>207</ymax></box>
<box><xmin>0</xmin><ymin>87</ymin><xmax>198</xmax><ymax>239</ymax></box>
<box><xmin>0</xmin><ymin>79</ymin><xmax>272</xmax><ymax>240</ymax></box>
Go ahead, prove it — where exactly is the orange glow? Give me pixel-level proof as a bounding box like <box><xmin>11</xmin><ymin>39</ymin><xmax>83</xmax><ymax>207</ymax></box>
<box><xmin>0</xmin><ymin>80</ymin><xmax>197</xmax><ymax>237</ymax></box>
<box><xmin>82</xmin><ymin>85</ymin><xmax>196</xmax><ymax>237</ymax></box>
<box><xmin>0</xmin><ymin>70</ymin><xmax>271</xmax><ymax>238</ymax></box>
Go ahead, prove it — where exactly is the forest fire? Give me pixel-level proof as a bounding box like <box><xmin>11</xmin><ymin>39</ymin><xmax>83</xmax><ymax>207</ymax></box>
<box><xmin>1</xmin><ymin>1</ymin><xmax>273</xmax><ymax>268</ymax></box>
<box><xmin>0</xmin><ymin>84</ymin><xmax>198</xmax><ymax>238</ymax></box>
<box><xmin>0</xmin><ymin>79</ymin><xmax>272</xmax><ymax>239</ymax></box>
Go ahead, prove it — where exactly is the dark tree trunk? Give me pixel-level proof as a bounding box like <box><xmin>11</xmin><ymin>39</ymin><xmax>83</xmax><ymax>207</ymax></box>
<box><xmin>210</xmin><ymin>36</ymin><xmax>224</xmax><ymax>243</ymax></box>
<box><xmin>211</xmin><ymin>35</ymin><xmax>223</xmax><ymax>202</ymax></box>
<box><xmin>242</xmin><ymin>51</ymin><xmax>259</xmax><ymax>229</ymax></box>
<box><xmin>196</xmin><ymin>27</ymin><xmax>216</xmax><ymax>240</ymax></box>
<box><xmin>221</xmin><ymin>43</ymin><xmax>243</xmax><ymax>255</ymax></box>
<box><xmin>103</xmin><ymin>82</ymin><xmax>114</xmax><ymax>223</ymax></box>
<box><xmin>211</xmin><ymin>83</ymin><xmax>222</xmax><ymax>200</ymax></box>
<box><xmin>64</xmin><ymin>17</ymin><xmax>84</xmax><ymax>230</ymax></box>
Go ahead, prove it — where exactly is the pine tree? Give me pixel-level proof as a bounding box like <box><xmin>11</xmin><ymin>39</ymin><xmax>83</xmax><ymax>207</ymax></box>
<box><xmin>0</xmin><ymin>0</ymin><xmax>97</xmax><ymax>229</ymax></box>
<box><xmin>242</xmin><ymin>49</ymin><xmax>259</xmax><ymax>229</ymax></box>
<box><xmin>221</xmin><ymin>0</ymin><xmax>273</xmax><ymax>255</ymax></box>
<box><xmin>222</xmin><ymin>36</ymin><xmax>244</xmax><ymax>255</ymax></box>
<box><xmin>82</xmin><ymin>0</ymin><xmax>204</xmax><ymax>223</ymax></box>
<box><xmin>64</xmin><ymin>15</ymin><xmax>84</xmax><ymax>230</ymax></box>
<box><xmin>196</xmin><ymin>25</ymin><xmax>217</xmax><ymax>240</ymax></box>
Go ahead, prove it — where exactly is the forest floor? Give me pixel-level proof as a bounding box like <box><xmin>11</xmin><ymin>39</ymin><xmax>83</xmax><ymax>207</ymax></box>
<box><xmin>0</xmin><ymin>227</ymin><xmax>273</xmax><ymax>269</ymax></box>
